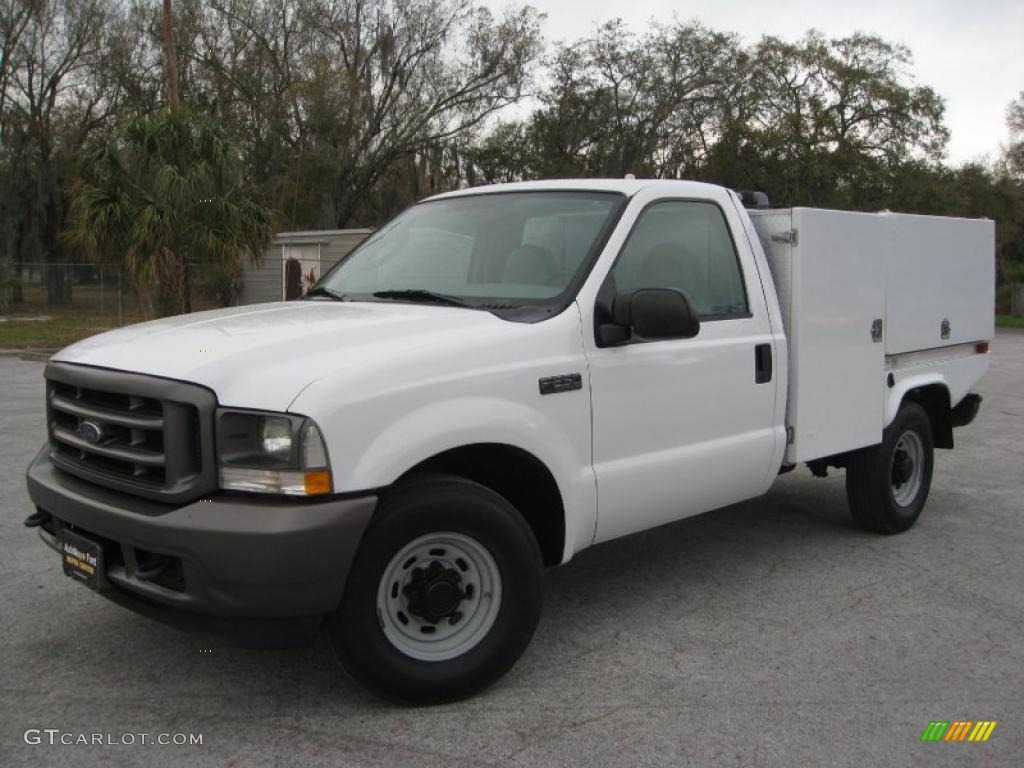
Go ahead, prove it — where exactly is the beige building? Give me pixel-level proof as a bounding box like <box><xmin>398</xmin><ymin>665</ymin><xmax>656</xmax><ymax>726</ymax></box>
<box><xmin>238</xmin><ymin>229</ymin><xmax>372</xmax><ymax>305</ymax></box>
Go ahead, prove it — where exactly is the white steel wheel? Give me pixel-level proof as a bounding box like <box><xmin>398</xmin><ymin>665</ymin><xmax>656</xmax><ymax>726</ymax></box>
<box><xmin>890</xmin><ymin>430</ymin><xmax>925</xmax><ymax>507</ymax></box>
<box><xmin>331</xmin><ymin>476</ymin><xmax>543</xmax><ymax>703</ymax></box>
<box><xmin>376</xmin><ymin>531</ymin><xmax>502</xmax><ymax>662</ymax></box>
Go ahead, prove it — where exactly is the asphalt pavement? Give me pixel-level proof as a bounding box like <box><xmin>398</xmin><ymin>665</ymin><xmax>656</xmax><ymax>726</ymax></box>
<box><xmin>1</xmin><ymin>332</ymin><xmax>1021</xmax><ymax>767</ymax></box>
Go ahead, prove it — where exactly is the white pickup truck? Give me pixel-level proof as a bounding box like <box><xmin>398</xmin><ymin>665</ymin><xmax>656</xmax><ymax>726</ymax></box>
<box><xmin>25</xmin><ymin>179</ymin><xmax>993</xmax><ymax>702</ymax></box>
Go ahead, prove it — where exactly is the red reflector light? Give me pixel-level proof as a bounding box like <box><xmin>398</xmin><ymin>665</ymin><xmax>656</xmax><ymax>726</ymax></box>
<box><xmin>976</xmin><ymin>342</ymin><xmax>990</xmax><ymax>354</ymax></box>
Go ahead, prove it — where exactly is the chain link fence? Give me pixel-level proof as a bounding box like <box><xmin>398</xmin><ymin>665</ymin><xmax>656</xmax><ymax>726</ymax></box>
<box><xmin>0</xmin><ymin>262</ymin><xmax>235</xmax><ymax>325</ymax></box>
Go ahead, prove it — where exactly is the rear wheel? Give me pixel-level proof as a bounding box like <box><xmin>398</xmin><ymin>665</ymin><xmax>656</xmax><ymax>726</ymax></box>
<box><xmin>846</xmin><ymin>401</ymin><xmax>934</xmax><ymax>534</ymax></box>
<box><xmin>328</xmin><ymin>475</ymin><xmax>543</xmax><ymax>703</ymax></box>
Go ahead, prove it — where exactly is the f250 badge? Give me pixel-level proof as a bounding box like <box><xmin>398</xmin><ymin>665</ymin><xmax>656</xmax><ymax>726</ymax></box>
<box><xmin>539</xmin><ymin>374</ymin><xmax>582</xmax><ymax>395</ymax></box>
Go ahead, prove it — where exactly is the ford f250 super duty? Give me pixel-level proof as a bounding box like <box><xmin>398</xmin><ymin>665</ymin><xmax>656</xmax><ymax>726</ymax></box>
<box><xmin>24</xmin><ymin>179</ymin><xmax>993</xmax><ymax>702</ymax></box>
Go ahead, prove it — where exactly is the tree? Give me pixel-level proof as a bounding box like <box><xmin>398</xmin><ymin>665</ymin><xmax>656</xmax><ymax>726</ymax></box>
<box><xmin>188</xmin><ymin>0</ymin><xmax>543</xmax><ymax>227</ymax></box>
<box><xmin>702</xmin><ymin>31</ymin><xmax>948</xmax><ymax>208</ymax></box>
<box><xmin>465</xmin><ymin>120</ymin><xmax>531</xmax><ymax>183</ymax></box>
<box><xmin>161</xmin><ymin>0</ymin><xmax>180</xmax><ymax>108</ymax></box>
<box><xmin>1003</xmin><ymin>91</ymin><xmax>1024</xmax><ymax>179</ymax></box>
<box><xmin>66</xmin><ymin>108</ymin><xmax>276</xmax><ymax>315</ymax></box>
<box><xmin>5</xmin><ymin>2</ymin><xmax>1022</xmax><ymax>318</ymax></box>
<box><xmin>1</xmin><ymin>0</ymin><xmax>122</xmax><ymax>305</ymax></box>
<box><xmin>495</xmin><ymin>20</ymin><xmax>744</xmax><ymax>180</ymax></box>
<box><xmin>474</xmin><ymin>24</ymin><xmax>948</xmax><ymax>211</ymax></box>
<box><xmin>0</xmin><ymin>0</ymin><xmax>33</xmax><ymax>140</ymax></box>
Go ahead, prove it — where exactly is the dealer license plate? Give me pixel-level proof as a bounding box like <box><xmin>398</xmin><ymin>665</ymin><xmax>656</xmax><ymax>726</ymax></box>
<box><xmin>61</xmin><ymin>529</ymin><xmax>103</xmax><ymax>590</ymax></box>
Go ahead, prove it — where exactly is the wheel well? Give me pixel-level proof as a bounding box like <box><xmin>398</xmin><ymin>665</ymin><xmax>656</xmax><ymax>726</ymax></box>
<box><xmin>397</xmin><ymin>444</ymin><xmax>565</xmax><ymax>567</ymax></box>
<box><xmin>904</xmin><ymin>384</ymin><xmax>953</xmax><ymax>449</ymax></box>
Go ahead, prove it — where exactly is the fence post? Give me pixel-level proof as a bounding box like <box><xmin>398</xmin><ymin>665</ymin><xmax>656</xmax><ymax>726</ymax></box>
<box><xmin>117</xmin><ymin>267</ymin><xmax>124</xmax><ymax>327</ymax></box>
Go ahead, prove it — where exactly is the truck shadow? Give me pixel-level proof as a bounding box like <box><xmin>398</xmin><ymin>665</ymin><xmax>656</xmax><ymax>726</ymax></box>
<box><xmin>20</xmin><ymin>471</ymin><xmax>868</xmax><ymax>716</ymax></box>
<box><xmin>552</xmin><ymin>470</ymin><xmax>856</xmax><ymax>592</ymax></box>
<box><xmin>519</xmin><ymin>470</ymin><xmax>874</xmax><ymax>674</ymax></box>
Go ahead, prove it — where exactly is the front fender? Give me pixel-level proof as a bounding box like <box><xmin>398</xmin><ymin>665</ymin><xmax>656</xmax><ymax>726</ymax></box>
<box><xmin>285</xmin><ymin>303</ymin><xmax>595</xmax><ymax>559</ymax></box>
<box><xmin>348</xmin><ymin>396</ymin><xmax>576</xmax><ymax>487</ymax></box>
<box><xmin>335</xmin><ymin>395</ymin><xmax>596</xmax><ymax>561</ymax></box>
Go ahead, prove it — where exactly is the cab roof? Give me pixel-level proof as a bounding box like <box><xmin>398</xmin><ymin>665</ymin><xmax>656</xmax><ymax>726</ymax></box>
<box><xmin>424</xmin><ymin>178</ymin><xmax>732</xmax><ymax>201</ymax></box>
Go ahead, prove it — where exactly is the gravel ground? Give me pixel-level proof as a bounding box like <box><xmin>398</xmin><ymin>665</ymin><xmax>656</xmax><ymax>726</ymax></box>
<box><xmin>1</xmin><ymin>332</ymin><xmax>1021</xmax><ymax>767</ymax></box>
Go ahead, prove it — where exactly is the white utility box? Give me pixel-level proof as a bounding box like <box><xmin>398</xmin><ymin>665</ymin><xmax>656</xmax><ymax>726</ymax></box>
<box><xmin>750</xmin><ymin>208</ymin><xmax>994</xmax><ymax>463</ymax></box>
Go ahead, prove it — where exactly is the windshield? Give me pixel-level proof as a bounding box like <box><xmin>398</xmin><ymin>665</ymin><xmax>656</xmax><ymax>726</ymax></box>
<box><xmin>314</xmin><ymin>191</ymin><xmax>624</xmax><ymax>312</ymax></box>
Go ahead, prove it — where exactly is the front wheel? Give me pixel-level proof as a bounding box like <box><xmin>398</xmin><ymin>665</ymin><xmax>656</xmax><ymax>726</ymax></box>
<box><xmin>328</xmin><ymin>475</ymin><xmax>543</xmax><ymax>703</ymax></box>
<box><xmin>846</xmin><ymin>401</ymin><xmax>934</xmax><ymax>534</ymax></box>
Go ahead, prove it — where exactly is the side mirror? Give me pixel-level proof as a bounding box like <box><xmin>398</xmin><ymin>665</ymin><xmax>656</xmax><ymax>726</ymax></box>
<box><xmin>630</xmin><ymin>288</ymin><xmax>701</xmax><ymax>339</ymax></box>
<box><xmin>596</xmin><ymin>289</ymin><xmax>700</xmax><ymax>346</ymax></box>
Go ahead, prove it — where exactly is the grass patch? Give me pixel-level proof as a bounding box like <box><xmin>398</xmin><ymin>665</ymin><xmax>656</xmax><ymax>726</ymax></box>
<box><xmin>1</xmin><ymin>284</ymin><xmax>224</xmax><ymax>348</ymax></box>
<box><xmin>0</xmin><ymin>313</ymin><xmax>133</xmax><ymax>349</ymax></box>
<box><xmin>996</xmin><ymin>314</ymin><xmax>1024</xmax><ymax>328</ymax></box>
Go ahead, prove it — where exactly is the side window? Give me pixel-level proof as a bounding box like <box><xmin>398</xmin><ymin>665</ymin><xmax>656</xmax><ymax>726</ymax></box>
<box><xmin>610</xmin><ymin>201</ymin><xmax>748</xmax><ymax>319</ymax></box>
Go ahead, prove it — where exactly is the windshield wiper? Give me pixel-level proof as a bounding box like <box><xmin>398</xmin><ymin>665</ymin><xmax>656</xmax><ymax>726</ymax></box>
<box><xmin>303</xmin><ymin>286</ymin><xmax>348</xmax><ymax>301</ymax></box>
<box><xmin>371</xmin><ymin>289</ymin><xmax>474</xmax><ymax>308</ymax></box>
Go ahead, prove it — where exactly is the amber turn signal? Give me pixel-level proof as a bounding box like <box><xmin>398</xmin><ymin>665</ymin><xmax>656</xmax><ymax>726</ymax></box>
<box><xmin>303</xmin><ymin>470</ymin><xmax>332</xmax><ymax>495</ymax></box>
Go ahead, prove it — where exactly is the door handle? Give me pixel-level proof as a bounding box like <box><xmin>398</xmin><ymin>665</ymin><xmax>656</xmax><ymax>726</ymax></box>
<box><xmin>755</xmin><ymin>343</ymin><xmax>772</xmax><ymax>384</ymax></box>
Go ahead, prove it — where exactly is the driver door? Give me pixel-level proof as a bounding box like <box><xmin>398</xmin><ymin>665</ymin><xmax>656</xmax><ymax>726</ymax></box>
<box><xmin>585</xmin><ymin>193</ymin><xmax>780</xmax><ymax>543</ymax></box>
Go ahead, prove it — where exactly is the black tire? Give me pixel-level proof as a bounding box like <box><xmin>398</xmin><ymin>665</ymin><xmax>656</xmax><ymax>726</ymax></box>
<box><xmin>328</xmin><ymin>475</ymin><xmax>543</xmax><ymax>704</ymax></box>
<box><xmin>846</xmin><ymin>401</ymin><xmax>934</xmax><ymax>534</ymax></box>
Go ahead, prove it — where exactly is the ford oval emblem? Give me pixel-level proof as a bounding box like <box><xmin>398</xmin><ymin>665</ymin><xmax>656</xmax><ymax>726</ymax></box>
<box><xmin>78</xmin><ymin>420</ymin><xmax>104</xmax><ymax>444</ymax></box>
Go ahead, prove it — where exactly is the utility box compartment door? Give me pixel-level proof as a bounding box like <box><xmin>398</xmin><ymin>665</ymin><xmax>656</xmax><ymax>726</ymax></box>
<box><xmin>883</xmin><ymin>215</ymin><xmax>994</xmax><ymax>354</ymax></box>
<box><xmin>756</xmin><ymin>208</ymin><xmax>886</xmax><ymax>463</ymax></box>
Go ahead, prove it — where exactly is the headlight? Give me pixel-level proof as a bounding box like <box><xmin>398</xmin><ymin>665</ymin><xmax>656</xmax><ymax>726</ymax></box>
<box><xmin>216</xmin><ymin>409</ymin><xmax>332</xmax><ymax>496</ymax></box>
<box><xmin>260</xmin><ymin>416</ymin><xmax>293</xmax><ymax>458</ymax></box>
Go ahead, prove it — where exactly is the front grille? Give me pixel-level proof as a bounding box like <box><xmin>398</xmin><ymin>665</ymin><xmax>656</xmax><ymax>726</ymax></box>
<box><xmin>45</xmin><ymin>362</ymin><xmax>218</xmax><ymax>503</ymax></box>
<box><xmin>50</xmin><ymin>381</ymin><xmax>168</xmax><ymax>485</ymax></box>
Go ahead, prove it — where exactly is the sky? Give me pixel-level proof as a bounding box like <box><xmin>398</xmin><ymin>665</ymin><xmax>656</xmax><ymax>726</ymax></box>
<box><xmin>484</xmin><ymin>0</ymin><xmax>1024</xmax><ymax>165</ymax></box>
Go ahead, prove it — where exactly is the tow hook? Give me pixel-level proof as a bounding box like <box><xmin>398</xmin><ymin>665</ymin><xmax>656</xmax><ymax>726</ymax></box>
<box><xmin>23</xmin><ymin>509</ymin><xmax>50</xmax><ymax>528</ymax></box>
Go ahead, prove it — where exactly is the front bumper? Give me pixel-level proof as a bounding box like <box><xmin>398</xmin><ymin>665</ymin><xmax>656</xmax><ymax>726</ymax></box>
<box><xmin>26</xmin><ymin>447</ymin><xmax>377</xmax><ymax>647</ymax></box>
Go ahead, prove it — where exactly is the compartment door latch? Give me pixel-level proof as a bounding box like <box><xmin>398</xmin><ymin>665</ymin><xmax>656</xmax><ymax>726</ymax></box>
<box><xmin>871</xmin><ymin>318</ymin><xmax>883</xmax><ymax>343</ymax></box>
<box><xmin>771</xmin><ymin>229</ymin><xmax>798</xmax><ymax>246</ymax></box>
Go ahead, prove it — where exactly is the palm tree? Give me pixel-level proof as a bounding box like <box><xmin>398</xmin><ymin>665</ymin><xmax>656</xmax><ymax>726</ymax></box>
<box><xmin>66</xmin><ymin>109</ymin><xmax>276</xmax><ymax>315</ymax></box>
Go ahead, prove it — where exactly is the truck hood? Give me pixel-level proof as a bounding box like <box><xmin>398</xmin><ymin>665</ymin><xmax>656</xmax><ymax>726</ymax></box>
<box><xmin>52</xmin><ymin>301</ymin><xmax>514</xmax><ymax>412</ymax></box>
